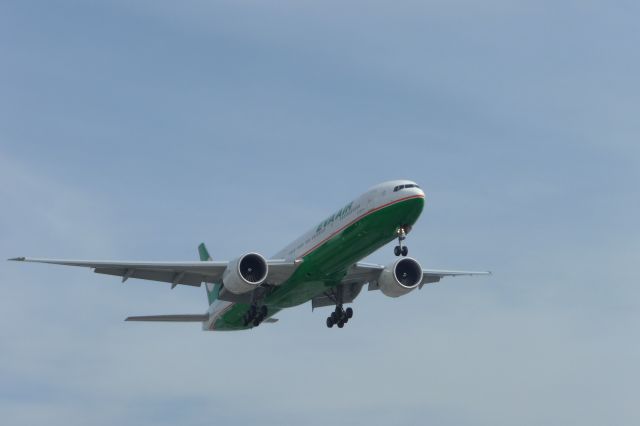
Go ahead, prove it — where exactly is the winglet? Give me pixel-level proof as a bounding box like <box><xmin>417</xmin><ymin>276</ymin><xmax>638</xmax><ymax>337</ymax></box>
<box><xmin>8</xmin><ymin>257</ymin><xmax>26</xmax><ymax>261</ymax></box>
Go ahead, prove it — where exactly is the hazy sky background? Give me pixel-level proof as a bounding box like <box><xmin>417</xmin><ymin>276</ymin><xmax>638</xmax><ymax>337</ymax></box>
<box><xmin>1</xmin><ymin>1</ymin><xmax>639</xmax><ymax>425</ymax></box>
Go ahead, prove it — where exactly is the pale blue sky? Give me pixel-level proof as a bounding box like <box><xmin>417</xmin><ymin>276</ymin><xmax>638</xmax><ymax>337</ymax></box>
<box><xmin>1</xmin><ymin>1</ymin><xmax>639</xmax><ymax>425</ymax></box>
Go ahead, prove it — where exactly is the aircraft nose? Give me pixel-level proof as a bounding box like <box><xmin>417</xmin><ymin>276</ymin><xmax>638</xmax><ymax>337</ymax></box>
<box><xmin>411</xmin><ymin>184</ymin><xmax>425</xmax><ymax>198</ymax></box>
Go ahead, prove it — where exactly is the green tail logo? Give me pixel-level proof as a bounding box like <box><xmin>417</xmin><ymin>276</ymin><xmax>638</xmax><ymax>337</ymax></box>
<box><xmin>198</xmin><ymin>243</ymin><xmax>221</xmax><ymax>305</ymax></box>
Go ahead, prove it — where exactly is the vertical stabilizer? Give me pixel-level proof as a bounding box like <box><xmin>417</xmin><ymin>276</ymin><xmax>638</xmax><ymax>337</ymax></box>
<box><xmin>198</xmin><ymin>243</ymin><xmax>221</xmax><ymax>305</ymax></box>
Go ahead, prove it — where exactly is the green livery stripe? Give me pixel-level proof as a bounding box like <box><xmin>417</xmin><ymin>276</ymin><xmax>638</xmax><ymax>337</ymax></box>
<box><xmin>198</xmin><ymin>243</ymin><xmax>221</xmax><ymax>305</ymax></box>
<box><xmin>198</xmin><ymin>243</ymin><xmax>212</xmax><ymax>261</ymax></box>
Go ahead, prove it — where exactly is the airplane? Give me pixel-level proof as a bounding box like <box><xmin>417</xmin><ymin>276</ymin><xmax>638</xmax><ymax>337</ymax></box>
<box><xmin>9</xmin><ymin>180</ymin><xmax>490</xmax><ymax>331</ymax></box>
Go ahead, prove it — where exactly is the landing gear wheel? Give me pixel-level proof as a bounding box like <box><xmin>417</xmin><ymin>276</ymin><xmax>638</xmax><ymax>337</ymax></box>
<box><xmin>395</xmin><ymin>226</ymin><xmax>409</xmax><ymax>257</ymax></box>
<box><xmin>260</xmin><ymin>305</ymin><xmax>268</xmax><ymax>317</ymax></box>
<box><xmin>252</xmin><ymin>318</ymin><xmax>261</xmax><ymax>327</ymax></box>
<box><xmin>324</xmin><ymin>286</ymin><xmax>354</xmax><ymax>329</ymax></box>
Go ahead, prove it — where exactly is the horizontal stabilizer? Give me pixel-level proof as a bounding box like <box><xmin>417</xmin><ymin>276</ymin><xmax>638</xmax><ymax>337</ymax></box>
<box><xmin>125</xmin><ymin>314</ymin><xmax>209</xmax><ymax>322</ymax></box>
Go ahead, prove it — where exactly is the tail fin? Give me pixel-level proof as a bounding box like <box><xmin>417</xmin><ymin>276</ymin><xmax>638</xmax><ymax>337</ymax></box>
<box><xmin>199</xmin><ymin>243</ymin><xmax>221</xmax><ymax>305</ymax></box>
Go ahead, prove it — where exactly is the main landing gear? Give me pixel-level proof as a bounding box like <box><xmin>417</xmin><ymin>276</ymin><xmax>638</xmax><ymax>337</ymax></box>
<box><xmin>394</xmin><ymin>226</ymin><xmax>410</xmax><ymax>257</ymax></box>
<box><xmin>243</xmin><ymin>304</ymin><xmax>268</xmax><ymax>327</ymax></box>
<box><xmin>324</xmin><ymin>284</ymin><xmax>354</xmax><ymax>329</ymax></box>
<box><xmin>326</xmin><ymin>306</ymin><xmax>353</xmax><ymax>328</ymax></box>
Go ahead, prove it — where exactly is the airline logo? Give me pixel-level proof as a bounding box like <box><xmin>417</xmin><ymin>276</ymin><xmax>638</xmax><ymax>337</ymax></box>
<box><xmin>316</xmin><ymin>202</ymin><xmax>354</xmax><ymax>234</ymax></box>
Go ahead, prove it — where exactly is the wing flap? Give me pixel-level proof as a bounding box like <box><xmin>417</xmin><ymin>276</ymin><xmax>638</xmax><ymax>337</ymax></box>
<box><xmin>420</xmin><ymin>269</ymin><xmax>491</xmax><ymax>287</ymax></box>
<box><xmin>94</xmin><ymin>267</ymin><xmax>204</xmax><ymax>287</ymax></box>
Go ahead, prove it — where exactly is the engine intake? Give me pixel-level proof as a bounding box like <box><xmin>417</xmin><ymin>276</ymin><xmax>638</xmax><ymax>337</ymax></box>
<box><xmin>378</xmin><ymin>257</ymin><xmax>423</xmax><ymax>298</ymax></box>
<box><xmin>222</xmin><ymin>253</ymin><xmax>268</xmax><ymax>294</ymax></box>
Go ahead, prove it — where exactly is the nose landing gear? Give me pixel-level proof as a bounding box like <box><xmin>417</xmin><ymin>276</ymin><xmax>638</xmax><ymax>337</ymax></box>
<box><xmin>394</xmin><ymin>226</ymin><xmax>410</xmax><ymax>257</ymax></box>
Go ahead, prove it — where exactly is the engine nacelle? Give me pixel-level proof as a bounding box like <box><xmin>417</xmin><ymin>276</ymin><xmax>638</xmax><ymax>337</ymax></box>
<box><xmin>378</xmin><ymin>257</ymin><xmax>423</xmax><ymax>298</ymax></box>
<box><xmin>222</xmin><ymin>252</ymin><xmax>268</xmax><ymax>294</ymax></box>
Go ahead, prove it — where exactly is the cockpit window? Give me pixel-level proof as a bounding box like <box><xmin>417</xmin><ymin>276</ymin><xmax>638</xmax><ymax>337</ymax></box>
<box><xmin>393</xmin><ymin>184</ymin><xmax>420</xmax><ymax>192</ymax></box>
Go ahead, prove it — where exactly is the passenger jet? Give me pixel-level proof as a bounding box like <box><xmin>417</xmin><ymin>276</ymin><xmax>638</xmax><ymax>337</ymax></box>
<box><xmin>10</xmin><ymin>180</ymin><xmax>490</xmax><ymax>331</ymax></box>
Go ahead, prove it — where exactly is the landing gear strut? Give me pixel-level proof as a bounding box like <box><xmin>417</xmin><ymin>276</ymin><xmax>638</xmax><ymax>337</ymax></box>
<box><xmin>394</xmin><ymin>226</ymin><xmax>410</xmax><ymax>257</ymax></box>
<box><xmin>243</xmin><ymin>304</ymin><xmax>268</xmax><ymax>327</ymax></box>
<box><xmin>325</xmin><ymin>285</ymin><xmax>354</xmax><ymax>329</ymax></box>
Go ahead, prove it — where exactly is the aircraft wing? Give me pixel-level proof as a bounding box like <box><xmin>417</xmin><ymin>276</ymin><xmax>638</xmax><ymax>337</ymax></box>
<box><xmin>418</xmin><ymin>268</ymin><xmax>492</xmax><ymax>287</ymax></box>
<box><xmin>345</xmin><ymin>261</ymin><xmax>491</xmax><ymax>291</ymax></box>
<box><xmin>8</xmin><ymin>257</ymin><xmax>300</xmax><ymax>288</ymax></box>
<box><xmin>311</xmin><ymin>262</ymin><xmax>490</xmax><ymax>308</ymax></box>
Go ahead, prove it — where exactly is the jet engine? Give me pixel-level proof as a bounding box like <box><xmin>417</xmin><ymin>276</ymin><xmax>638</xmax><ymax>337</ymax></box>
<box><xmin>378</xmin><ymin>257</ymin><xmax>423</xmax><ymax>298</ymax></box>
<box><xmin>222</xmin><ymin>253</ymin><xmax>268</xmax><ymax>294</ymax></box>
